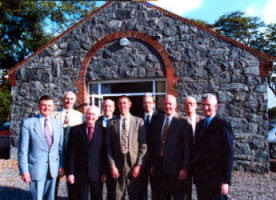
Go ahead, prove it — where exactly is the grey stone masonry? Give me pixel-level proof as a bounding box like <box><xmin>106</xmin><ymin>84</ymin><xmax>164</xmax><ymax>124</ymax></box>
<box><xmin>10</xmin><ymin>2</ymin><xmax>269</xmax><ymax>172</ymax></box>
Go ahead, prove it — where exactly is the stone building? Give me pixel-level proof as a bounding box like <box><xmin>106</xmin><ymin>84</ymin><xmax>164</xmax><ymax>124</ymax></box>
<box><xmin>8</xmin><ymin>1</ymin><xmax>275</xmax><ymax>172</ymax></box>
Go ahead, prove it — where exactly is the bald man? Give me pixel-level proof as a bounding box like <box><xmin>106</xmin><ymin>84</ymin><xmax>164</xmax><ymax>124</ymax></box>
<box><xmin>149</xmin><ymin>94</ymin><xmax>192</xmax><ymax>200</ymax></box>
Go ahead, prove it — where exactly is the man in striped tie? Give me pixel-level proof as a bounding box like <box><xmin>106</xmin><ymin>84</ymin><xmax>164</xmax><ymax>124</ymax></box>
<box><xmin>18</xmin><ymin>95</ymin><xmax>64</xmax><ymax>200</ymax></box>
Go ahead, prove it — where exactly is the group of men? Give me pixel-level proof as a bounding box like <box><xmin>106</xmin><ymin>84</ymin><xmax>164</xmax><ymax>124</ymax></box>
<box><xmin>18</xmin><ymin>91</ymin><xmax>234</xmax><ymax>200</ymax></box>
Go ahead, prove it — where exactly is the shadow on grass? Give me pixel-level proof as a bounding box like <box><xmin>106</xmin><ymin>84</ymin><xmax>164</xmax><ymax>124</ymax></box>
<box><xmin>0</xmin><ymin>186</ymin><xmax>67</xmax><ymax>200</ymax></box>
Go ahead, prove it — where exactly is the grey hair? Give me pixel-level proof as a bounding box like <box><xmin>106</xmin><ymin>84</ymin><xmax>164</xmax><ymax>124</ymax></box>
<box><xmin>201</xmin><ymin>93</ymin><xmax>217</xmax><ymax>104</ymax></box>
<box><xmin>85</xmin><ymin>105</ymin><xmax>100</xmax><ymax>116</ymax></box>
<box><xmin>63</xmin><ymin>91</ymin><xmax>76</xmax><ymax>100</ymax></box>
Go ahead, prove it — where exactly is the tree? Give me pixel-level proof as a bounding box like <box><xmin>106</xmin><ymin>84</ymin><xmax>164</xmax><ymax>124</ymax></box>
<box><xmin>0</xmin><ymin>0</ymin><xmax>97</xmax><ymax>70</ymax></box>
<box><xmin>213</xmin><ymin>11</ymin><xmax>276</xmax><ymax>96</ymax></box>
<box><xmin>213</xmin><ymin>11</ymin><xmax>265</xmax><ymax>46</ymax></box>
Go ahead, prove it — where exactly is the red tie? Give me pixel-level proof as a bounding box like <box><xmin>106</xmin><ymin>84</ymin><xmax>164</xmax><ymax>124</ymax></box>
<box><xmin>88</xmin><ymin>126</ymin><xmax>94</xmax><ymax>141</ymax></box>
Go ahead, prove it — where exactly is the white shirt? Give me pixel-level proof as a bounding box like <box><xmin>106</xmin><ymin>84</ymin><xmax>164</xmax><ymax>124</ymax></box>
<box><xmin>52</xmin><ymin>108</ymin><xmax>84</xmax><ymax>127</ymax></box>
<box><xmin>188</xmin><ymin>114</ymin><xmax>197</xmax><ymax>136</ymax></box>
<box><xmin>144</xmin><ymin>112</ymin><xmax>153</xmax><ymax>123</ymax></box>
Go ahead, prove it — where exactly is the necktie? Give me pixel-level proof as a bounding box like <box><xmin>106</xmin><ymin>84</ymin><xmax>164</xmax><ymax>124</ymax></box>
<box><xmin>160</xmin><ymin>116</ymin><xmax>169</xmax><ymax>156</ymax></box>
<box><xmin>44</xmin><ymin>119</ymin><xmax>52</xmax><ymax>147</ymax></box>
<box><xmin>145</xmin><ymin>115</ymin><xmax>150</xmax><ymax>127</ymax></box>
<box><xmin>203</xmin><ymin>118</ymin><xmax>210</xmax><ymax>128</ymax></box>
<box><xmin>88</xmin><ymin>126</ymin><xmax>94</xmax><ymax>141</ymax></box>
<box><xmin>120</xmin><ymin>117</ymin><xmax>129</xmax><ymax>154</ymax></box>
<box><xmin>64</xmin><ymin>111</ymin><xmax>69</xmax><ymax>126</ymax></box>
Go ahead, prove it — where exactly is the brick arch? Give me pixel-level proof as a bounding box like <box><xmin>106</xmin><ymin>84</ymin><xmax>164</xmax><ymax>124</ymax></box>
<box><xmin>75</xmin><ymin>30</ymin><xmax>179</xmax><ymax>110</ymax></box>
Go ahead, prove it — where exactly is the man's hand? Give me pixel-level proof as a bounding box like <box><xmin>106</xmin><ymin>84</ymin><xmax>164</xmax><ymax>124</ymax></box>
<box><xmin>132</xmin><ymin>165</ymin><xmax>141</xmax><ymax>178</ymax></box>
<box><xmin>221</xmin><ymin>183</ymin><xmax>229</xmax><ymax>195</ymax></box>
<box><xmin>111</xmin><ymin>164</ymin><xmax>120</xmax><ymax>179</ymax></box>
<box><xmin>150</xmin><ymin>166</ymin><xmax>155</xmax><ymax>176</ymax></box>
<box><xmin>101</xmin><ymin>174</ymin><xmax>107</xmax><ymax>183</ymax></box>
<box><xmin>21</xmin><ymin>173</ymin><xmax>31</xmax><ymax>183</ymax></box>
<box><xmin>67</xmin><ymin>175</ymin><xmax>75</xmax><ymax>184</ymax></box>
<box><xmin>177</xmin><ymin>169</ymin><xmax>187</xmax><ymax>180</ymax></box>
<box><xmin>59</xmin><ymin>168</ymin><xmax>64</xmax><ymax>177</ymax></box>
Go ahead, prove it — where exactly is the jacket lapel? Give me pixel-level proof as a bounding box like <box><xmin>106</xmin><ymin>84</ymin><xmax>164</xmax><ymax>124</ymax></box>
<box><xmin>33</xmin><ymin>117</ymin><xmax>49</xmax><ymax>149</ymax></box>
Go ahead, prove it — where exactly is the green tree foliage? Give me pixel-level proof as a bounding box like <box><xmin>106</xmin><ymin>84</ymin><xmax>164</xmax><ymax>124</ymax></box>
<box><xmin>213</xmin><ymin>11</ymin><xmax>265</xmax><ymax>46</ymax></box>
<box><xmin>0</xmin><ymin>0</ymin><xmax>96</xmax><ymax>70</ymax></box>
<box><xmin>0</xmin><ymin>70</ymin><xmax>11</xmax><ymax>122</ymax></box>
<box><xmin>213</xmin><ymin>11</ymin><xmax>276</xmax><ymax>96</ymax></box>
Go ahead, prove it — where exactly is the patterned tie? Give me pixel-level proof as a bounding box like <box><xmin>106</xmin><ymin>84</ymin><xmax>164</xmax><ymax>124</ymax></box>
<box><xmin>160</xmin><ymin>116</ymin><xmax>169</xmax><ymax>157</ymax></box>
<box><xmin>120</xmin><ymin>117</ymin><xmax>129</xmax><ymax>154</ymax></box>
<box><xmin>44</xmin><ymin>119</ymin><xmax>52</xmax><ymax>147</ymax></box>
<box><xmin>87</xmin><ymin>126</ymin><xmax>94</xmax><ymax>141</ymax></box>
<box><xmin>64</xmin><ymin>111</ymin><xmax>69</xmax><ymax>126</ymax></box>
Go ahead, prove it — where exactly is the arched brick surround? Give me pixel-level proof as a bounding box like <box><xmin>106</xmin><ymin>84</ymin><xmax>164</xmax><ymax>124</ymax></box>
<box><xmin>75</xmin><ymin>31</ymin><xmax>178</xmax><ymax>111</ymax></box>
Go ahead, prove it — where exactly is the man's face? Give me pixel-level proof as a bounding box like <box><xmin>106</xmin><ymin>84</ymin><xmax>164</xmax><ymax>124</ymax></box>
<box><xmin>118</xmin><ymin>97</ymin><xmax>131</xmax><ymax>115</ymax></box>
<box><xmin>85</xmin><ymin>108</ymin><xmax>99</xmax><ymax>125</ymax></box>
<box><xmin>143</xmin><ymin>96</ymin><xmax>155</xmax><ymax>113</ymax></box>
<box><xmin>163</xmin><ymin>96</ymin><xmax>177</xmax><ymax>116</ymax></box>
<box><xmin>184</xmin><ymin>98</ymin><xmax>197</xmax><ymax>115</ymax></box>
<box><xmin>63</xmin><ymin>93</ymin><xmax>76</xmax><ymax>110</ymax></box>
<box><xmin>103</xmin><ymin>100</ymin><xmax>115</xmax><ymax>118</ymax></box>
<box><xmin>38</xmin><ymin>100</ymin><xmax>54</xmax><ymax>118</ymax></box>
<box><xmin>201</xmin><ymin>98</ymin><xmax>217</xmax><ymax>117</ymax></box>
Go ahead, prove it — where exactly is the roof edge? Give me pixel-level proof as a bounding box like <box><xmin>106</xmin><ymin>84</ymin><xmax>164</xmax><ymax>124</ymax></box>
<box><xmin>7</xmin><ymin>1</ymin><xmax>113</xmax><ymax>78</ymax></box>
<box><xmin>143</xmin><ymin>2</ymin><xmax>276</xmax><ymax>62</ymax></box>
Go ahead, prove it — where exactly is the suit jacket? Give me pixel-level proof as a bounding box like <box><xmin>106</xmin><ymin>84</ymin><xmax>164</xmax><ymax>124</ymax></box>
<box><xmin>106</xmin><ymin>115</ymin><xmax>147</xmax><ymax>169</ymax></box>
<box><xmin>66</xmin><ymin>122</ymin><xmax>106</xmax><ymax>182</ymax></box>
<box><xmin>192</xmin><ymin>115</ymin><xmax>234</xmax><ymax>188</ymax></box>
<box><xmin>18</xmin><ymin>115</ymin><xmax>64</xmax><ymax>181</ymax></box>
<box><xmin>149</xmin><ymin>113</ymin><xmax>192</xmax><ymax>176</ymax></box>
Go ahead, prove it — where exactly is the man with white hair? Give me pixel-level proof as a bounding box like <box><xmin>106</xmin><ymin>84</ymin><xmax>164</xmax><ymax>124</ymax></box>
<box><xmin>182</xmin><ymin>96</ymin><xmax>203</xmax><ymax>200</ymax></box>
<box><xmin>66</xmin><ymin>105</ymin><xmax>107</xmax><ymax>200</ymax></box>
<box><xmin>192</xmin><ymin>94</ymin><xmax>234</xmax><ymax>200</ymax></box>
<box><xmin>53</xmin><ymin>91</ymin><xmax>83</xmax><ymax>199</ymax></box>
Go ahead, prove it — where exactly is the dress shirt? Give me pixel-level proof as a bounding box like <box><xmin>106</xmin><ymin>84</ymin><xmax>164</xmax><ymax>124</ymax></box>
<box><xmin>144</xmin><ymin>112</ymin><xmax>153</xmax><ymax>123</ymax></box>
<box><xmin>188</xmin><ymin>114</ymin><xmax>197</xmax><ymax>136</ymax></box>
<box><xmin>161</xmin><ymin>114</ymin><xmax>174</xmax><ymax>134</ymax></box>
<box><xmin>52</xmin><ymin>108</ymin><xmax>84</xmax><ymax>127</ymax></box>
<box><xmin>204</xmin><ymin>114</ymin><xmax>216</xmax><ymax>128</ymax></box>
<box><xmin>38</xmin><ymin>114</ymin><xmax>53</xmax><ymax>136</ymax></box>
<box><xmin>102</xmin><ymin>115</ymin><xmax>112</xmax><ymax>128</ymax></box>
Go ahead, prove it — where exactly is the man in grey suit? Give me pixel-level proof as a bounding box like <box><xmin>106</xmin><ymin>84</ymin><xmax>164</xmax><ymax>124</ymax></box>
<box><xmin>18</xmin><ymin>95</ymin><xmax>64</xmax><ymax>200</ymax></box>
<box><xmin>106</xmin><ymin>96</ymin><xmax>147</xmax><ymax>200</ymax></box>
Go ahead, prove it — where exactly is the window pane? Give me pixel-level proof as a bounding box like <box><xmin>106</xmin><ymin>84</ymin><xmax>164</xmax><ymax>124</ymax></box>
<box><xmin>102</xmin><ymin>82</ymin><xmax>152</xmax><ymax>94</ymax></box>
<box><xmin>90</xmin><ymin>84</ymin><xmax>99</xmax><ymax>94</ymax></box>
<box><xmin>156</xmin><ymin>81</ymin><xmax>166</xmax><ymax>92</ymax></box>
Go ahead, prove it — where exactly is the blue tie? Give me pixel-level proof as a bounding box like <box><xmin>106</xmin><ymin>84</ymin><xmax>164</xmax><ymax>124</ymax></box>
<box><xmin>203</xmin><ymin>118</ymin><xmax>210</xmax><ymax>128</ymax></box>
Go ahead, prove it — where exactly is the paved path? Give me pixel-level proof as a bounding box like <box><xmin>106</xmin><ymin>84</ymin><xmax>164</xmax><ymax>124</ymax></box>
<box><xmin>1</xmin><ymin>159</ymin><xmax>276</xmax><ymax>200</ymax></box>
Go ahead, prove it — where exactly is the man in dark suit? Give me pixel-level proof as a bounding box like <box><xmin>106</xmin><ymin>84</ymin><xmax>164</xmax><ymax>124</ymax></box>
<box><xmin>182</xmin><ymin>96</ymin><xmax>204</xmax><ymax>200</ymax></box>
<box><xmin>106</xmin><ymin>96</ymin><xmax>147</xmax><ymax>200</ymax></box>
<box><xmin>192</xmin><ymin>94</ymin><xmax>234</xmax><ymax>200</ymax></box>
<box><xmin>66</xmin><ymin>105</ymin><xmax>106</xmax><ymax>200</ymax></box>
<box><xmin>98</xmin><ymin>99</ymin><xmax>116</xmax><ymax>200</ymax></box>
<box><xmin>149</xmin><ymin>94</ymin><xmax>192</xmax><ymax>200</ymax></box>
<box><xmin>139</xmin><ymin>94</ymin><xmax>157</xmax><ymax>200</ymax></box>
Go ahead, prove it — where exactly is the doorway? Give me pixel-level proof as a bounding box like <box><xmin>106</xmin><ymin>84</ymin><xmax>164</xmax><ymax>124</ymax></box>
<box><xmin>88</xmin><ymin>79</ymin><xmax>166</xmax><ymax>116</ymax></box>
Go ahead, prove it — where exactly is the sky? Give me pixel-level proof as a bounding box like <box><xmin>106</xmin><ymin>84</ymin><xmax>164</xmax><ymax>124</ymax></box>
<box><xmin>151</xmin><ymin>0</ymin><xmax>276</xmax><ymax>25</ymax></box>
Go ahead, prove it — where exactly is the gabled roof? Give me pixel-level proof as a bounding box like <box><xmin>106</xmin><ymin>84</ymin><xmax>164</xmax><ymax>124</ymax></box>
<box><xmin>8</xmin><ymin>1</ymin><xmax>275</xmax><ymax>84</ymax></box>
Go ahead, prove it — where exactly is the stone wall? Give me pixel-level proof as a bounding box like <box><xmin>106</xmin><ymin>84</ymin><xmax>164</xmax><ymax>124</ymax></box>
<box><xmin>10</xmin><ymin>2</ymin><xmax>269</xmax><ymax>172</ymax></box>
